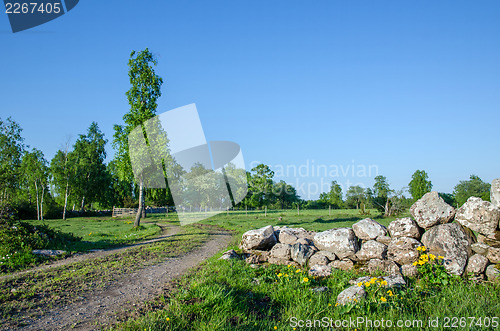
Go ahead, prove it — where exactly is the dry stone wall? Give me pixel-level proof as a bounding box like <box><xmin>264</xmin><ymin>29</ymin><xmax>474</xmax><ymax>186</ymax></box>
<box><xmin>234</xmin><ymin>180</ymin><xmax>500</xmax><ymax>283</ymax></box>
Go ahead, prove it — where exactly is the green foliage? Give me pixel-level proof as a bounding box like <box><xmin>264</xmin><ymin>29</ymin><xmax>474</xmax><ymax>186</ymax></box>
<box><xmin>408</xmin><ymin>170</ymin><xmax>432</xmax><ymax>201</ymax></box>
<box><xmin>0</xmin><ymin>117</ymin><xmax>25</xmax><ymax>201</ymax></box>
<box><xmin>0</xmin><ymin>204</ymin><xmax>80</xmax><ymax>272</ymax></box>
<box><xmin>414</xmin><ymin>246</ymin><xmax>459</xmax><ymax>287</ymax></box>
<box><xmin>19</xmin><ymin>148</ymin><xmax>49</xmax><ymax>220</ymax></box>
<box><xmin>344</xmin><ymin>185</ymin><xmax>367</xmax><ymax>209</ymax></box>
<box><xmin>271</xmin><ymin>180</ymin><xmax>300</xmax><ymax>209</ymax></box>
<box><xmin>247</xmin><ymin>164</ymin><xmax>275</xmax><ymax>208</ymax></box>
<box><xmin>453</xmin><ymin>175</ymin><xmax>491</xmax><ymax>207</ymax></box>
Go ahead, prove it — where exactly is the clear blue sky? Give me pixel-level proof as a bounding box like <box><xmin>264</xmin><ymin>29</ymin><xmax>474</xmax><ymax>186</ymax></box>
<box><xmin>1</xmin><ymin>0</ymin><xmax>499</xmax><ymax>199</ymax></box>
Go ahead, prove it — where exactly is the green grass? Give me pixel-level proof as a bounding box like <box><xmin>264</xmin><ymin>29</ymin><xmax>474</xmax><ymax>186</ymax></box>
<box><xmin>201</xmin><ymin>208</ymin><xmax>408</xmax><ymax>235</ymax></box>
<box><xmin>113</xmin><ymin>247</ymin><xmax>500</xmax><ymax>331</ymax></box>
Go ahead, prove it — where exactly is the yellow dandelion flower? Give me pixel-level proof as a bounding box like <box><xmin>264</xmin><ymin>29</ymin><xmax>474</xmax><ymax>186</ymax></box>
<box><xmin>421</xmin><ymin>246</ymin><xmax>427</xmax><ymax>252</ymax></box>
<box><xmin>381</xmin><ymin>280</ymin><xmax>388</xmax><ymax>286</ymax></box>
<box><xmin>387</xmin><ymin>290</ymin><xmax>393</xmax><ymax>296</ymax></box>
<box><xmin>328</xmin><ymin>303</ymin><xmax>332</xmax><ymax>306</ymax></box>
<box><xmin>295</xmin><ymin>269</ymin><xmax>300</xmax><ymax>273</ymax></box>
<box><xmin>166</xmin><ymin>317</ymin><xmax>170</xmax><ymax>321</ymax></box>
<box><xmin>284</xmin><ymin>274</ymin><xmax>288</xmax><ymax>277</ymax></box>
<box><xmin>365</xmin><ymin>282</ymin><xmax>371</xmax><ymax>287</ymax></box>
<box><xmin>357</xmin><ymin>282</ymin><xmax>363</xmax><ymax>287</ymax></box>
<box><xmin>274</xmin><ymin>327</ymin><xmax>277</xmax><ymax>330</ymax></box>
<box><xmin>277</xmin><ymin>273</ymin><xmax>282</xmax><ymax>277</ymax></box>
<box><xmin>354</xmin><ymin>298</ymin><xmax>357</xmax><ymax>302</ymax></box>
<box><xmin>412</xmin><ymin>261</ymin><xmax>418</xmax><ymax>266</ymax></box>
<box><xmin>335</xmin><ymin>302</ymin><xmax>339</xmax><ymax>306</ymax></box>
<box><xmin>416</xmin><ymin>246</ymin><xmax>422</xmax><ymax>251</ymax></box>
<box><xmin>380</xmin><ymin>297</ymin><xmax>387</xmax><ymax>302</ymax></box>
<box><xmin>438</xmin><ymin>256</ymin><xmax>444</xmax><ymax>259</ymax></box>
<box><xmin>429</xmin><ymin>253</ymin><xmax>436</xmax><ymax>260</ymax></box>
<box><xmin>303</xmin><ymin>277</ymin><xmax>309</xmax><ymax>282</ymax></box>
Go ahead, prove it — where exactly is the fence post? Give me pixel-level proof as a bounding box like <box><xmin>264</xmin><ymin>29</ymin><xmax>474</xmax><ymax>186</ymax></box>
<box><xmin>329</xmin><ymin>205</ymin><xmax>331</xmax><ymax>217</ymax></box>
<box><xmin>297</xmin><ymin>205</ymin><xmax>299</xmax><ymax>216</ymax></box>
<box><xmin>246</xmin><ymin>205</ymin><xmax>247</xmax><ymax>216</ymax></box>
<box><xmin>265</xmin><ymin>206</ymin><xmax>267</xmax><ymax>217</ymax></box>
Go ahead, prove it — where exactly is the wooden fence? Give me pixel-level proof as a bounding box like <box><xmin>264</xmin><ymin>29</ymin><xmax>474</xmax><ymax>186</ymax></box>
<box><xmin>112</xmin><ymin>206</ymin><xmax>170</xmax><ymax>218</ymax></box>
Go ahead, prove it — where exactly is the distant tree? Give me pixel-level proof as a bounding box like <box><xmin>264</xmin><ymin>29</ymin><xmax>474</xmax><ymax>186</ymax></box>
<box><xmin>20</xmin><ymin>149</ymin><xmax>49</xmax><ymax>220</ymax></box>
<box><xmin>327</xmin><ymin>180</ymin><xmax>343</xmax><ymax>209</ymax></box>
<box><xmin>248</xmin><ymin>164</ymin><xmax>275</xmax><ymax>209</ymax></box>
<box><xmin>371</xmin><ymin>175</ymin><xmax>393</xmax><ymax>216</ymax></box>
<box><xmin>113</xmin><ymin>49</ymin><xmax>163</xmax><ymax>226</ymax></box>
<box><xmin>408</xmin><ymin>170</ymin><xmax>432</xmax><ymax>201</ymax></box>
<box><xmin>439</xmin><ymin>192</ymin><xmax>455</xmax><ymax>207</ymax></box>
<box><xmin>272</xmin><ymin>180</ymin><xmax>300</xmax><ymax>209</ymax></box>
<box><xmin>345</xmin><ymin>185</ymin><xmax>367</xmax><ymax>209</ymax></box>
<box><xmin>0</xmin><ymin>117</ymin><xmax>25</xmax><ymax>203</ymax></box>
<box><xmin>50</xmin><ymin>142</ymin><xmax>76</xmax><ymax>220</ymax></box>
<box><xmin>453</xmin><ymin>175</ymin><xmax>490</xmax><ymax>207</ymax></box>
<box><xmin>72</xmin><ymin>122</ymin><xmax>109</xmax><ymax>211</ymax></box>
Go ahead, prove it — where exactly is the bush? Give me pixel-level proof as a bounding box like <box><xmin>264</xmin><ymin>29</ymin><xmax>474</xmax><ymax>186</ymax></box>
<box><xmin>0</xmin><ymin>205</ymin><xmax>81</xmax><ymax>272</ymax></box>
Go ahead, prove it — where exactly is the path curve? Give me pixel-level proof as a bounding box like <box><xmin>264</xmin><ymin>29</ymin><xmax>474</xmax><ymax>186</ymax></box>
<box><xmin>22</xmin><ymin>231</ymin><xmax>232</xmax><ymax>330</ymax></box>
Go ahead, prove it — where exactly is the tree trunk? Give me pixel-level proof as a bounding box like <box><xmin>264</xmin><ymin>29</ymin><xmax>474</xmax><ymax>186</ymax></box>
<box><xmin>40</xmin><ymin>186</ymin><xmax>45</xmax><ymax>221</ymax></box>
<box><xmin>80</xmin><ymin>196</ymin><xmax>85</xmax><ymax>213</ymax></box>
<box><xmin>34</xmin><ymin>180</ymin><xmax>40</xmax><ymax>221</ymax></box>
<box><xmin>63</xmin><ymin>179</ymin><xmax>69</xmax><ymax>220</ymax></box>
<box><xmin>134</xmin><ymin>179</ymin><xmax>144</xmax><ymax>227</ymax></box>
<box><xmin>384</xmin><ymin>198</ymin><xmax>390</xmax><ymax>217</ymax></box>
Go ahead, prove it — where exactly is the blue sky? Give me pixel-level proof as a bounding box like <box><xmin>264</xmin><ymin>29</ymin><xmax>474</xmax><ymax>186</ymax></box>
<box><xmin>1</xmin><ymin>0</ymin><xmax>499</xmax><ymax>199</ymax></box>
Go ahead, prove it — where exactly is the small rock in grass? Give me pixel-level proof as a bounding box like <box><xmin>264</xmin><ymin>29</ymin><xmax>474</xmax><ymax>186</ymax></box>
<box><xmin>336</xmin><ymin>285</ymin><xmax>366</xmax><ymax>306</ymax></box>
<box><xmin>308</xmin><ymin>264</ymin><xmax>332</xmax><ymax>278</ymax></box>
<box><xmin>485</xmin><ymin>265</ymin><xmax>500</xmax><ymax>281</ymax></box>
<box><xmin>311</xmin><ymin>286</ymin><xmax>329</xmax><ymax>293</ymax></box>
<box><xmin>219</xmin><ymin>249</ymin><xmax>240</xmax><ymax>260</ymax></box>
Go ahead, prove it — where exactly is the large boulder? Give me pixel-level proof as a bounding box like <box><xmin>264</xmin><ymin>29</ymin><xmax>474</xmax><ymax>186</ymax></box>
<box><xmin>355</xmin><ymin>240</ymin><xmax>387</xmax><ymax>261</ymax></box>
<box><xmin>388</xmin><ymin>217</ymin><xmax>422</xmax><ymax>239</ymax></box>
<box><xmin>387</xmin><ymin>237</ymin><xmax>422</xmax><ymax>265</ymax></box>
<box><xmin>352</xmin><ymin>218</ymin><xmax>387</xmax><ymax>240</ymax></box>
<box><xmin>465</xmin><ymin>254</ymin><xmax>489</xmax><ymax>275</ymax></box>
<box><xmin>410</xmin><ymin>192</ymin><xmax>456</xmax><ymax>229</ymax></box>
<box><xmin>421</xmin><ymin>223</ymin><xmax>475</xmax><ymax>276</ymax></box>
<box><xmin>240</xmin><ymin>225</ymin><xmax>277</xmax><ymax>251</ymax></box>
<box><xmin>291</xmin><ymin>243</ymin><xmax>315</xmax><ymax>266</ymax></box>
<box><xmin>313</xmin><ymin>228</ymin><xmax>360</xmax><ymax>259</ymax></box>
<box><xmin>336</xmin><ymin>285</ymin><xmax>366</xmax><ymax>306</ymax></box>
<box><xmin>269</xmin><ymin>243</ymin><xmax>292</xmax><ymax>260</ymax></box>
<box><xmin>455</xmin><ymin>197</ymin><xmax>500</xmax><ymax>239</ymax></box>
<box><xmin>491</xmin><ymin>179</ymin><xmax>500</xmax><ymax>208</ymax></box>
<box><xmin>485</xmin><ymin>264</ymin><xmax>500</xmax><ymax>281</ymax></box>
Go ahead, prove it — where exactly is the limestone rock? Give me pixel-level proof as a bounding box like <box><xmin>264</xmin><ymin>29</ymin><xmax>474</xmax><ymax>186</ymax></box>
<box><xmin>421</xmin><ymin>223</ymin><xmax>475</xmax><ymax>276</ymax></box>
<box><xmin>336</xmin><ymin>285</ymin><xmax>366</xmax><ymax>306</ymax></box>
<box><xmin>485</xmin><ymin>264</ymin><xmax>500</xmax><ymax>281</ymax></box>
<box><xmin>356</xmin><ymin>240</ymin><xmax>387</xmax><ymax>261</ymax></box>
<box><xmin>388</xmin><ymin>217</ymin><xmax>422</xmax><ymax>239</ymax></box>
<box><xmin>219</xmin><ymin>249</ymin><xmax>240</xmax><ymax>260</ymax></box>
<box><xmin>456</xmin><ymin>197</ymin><xmax>500</xmax><ymax>238</ymax></box>
<box><xmin>471</xmin><ymin>242</ymin><xmax>490</xmax><ymax>256</ymax></box>
<box><xmin>401</xmin><ymin>264</ymin><xmax>419</xmax><ymax>277</ymax></box>
<box><xmin>491</xmin><ymin>179</ymin><xmax>500</xmax><ymax>208</ymax></box>
<box><xmin>313</xmin><ymin>228</ymin><xmax>360</xmax><ymax>259</ymax></box>
<box><xmin>308</xmin><ymin>253</ymin><xmax>330</xmax><ymax>266</ymax></box>
<box><xmin>308</xmin><ymin>264</ymin><xmax>332</xmax><ymax>278</ymax></box>
<box><xmin>245</xmin><ymin>250</ymin><xmax>270</xmax><ymax>264</ymax></box>
<box><xmin>387</xmin><ymin>237</ymin><xmax>422</xmax><ymax>265</ymax></box>
<box><xmin>32</xmin><ymin>249</ymin><xmax>66</xmax><ymax>256</ymax></box>
<box><xmin>410</xmin><ymin>192</ymin><xmax>456</xmax><ymax>229</ymax></box>
<box><xmin>270</xmin><ymin>243</ymin><xmax>292</xmax><ymax>260</ymax></box>
<box><xmin>291</xmin><ymin>243</ymin><xmax>314</xmax><ymax>266</ymax></box>
<box><xmin>268</xmin><ymin>257</ymin><xmax>293</xmax><ymax>265</ymax></box>
<box><xmin>477</xmin><ymin>233</ymin><xmax>500</xmax><ymax>248</ymax></box>
<box><xmin>376</xmin><ymin>236</ymin><xmax>392</xmax><ymax>245</ymax></box>
<box><xmin>278</xmin><ymin>227</ymin><xmax>316</xmax><ymax>245</ymax></box>
<box><xmin>486</xmin><ymin>247</ymin><xmax>500</xmax><ymax>264</ymax></box>
<box><xmin>329</xmin><ymin>259</ymin><xmax>354</xmax><ymax>271</ymax></box>
<box><xmin>240</xmin><ymin>225</ymin><xmax>277</xmax><ymax>251</ymax></box>
<box><xmin>367</xmin><ymin>259</ymin><xmax>400</xmax><ymax>275</ymax></box>
<box><xmin>465</xmin><ymin>254</ymin><xmax>489</xmax><ymax>275</ymax></box>
<box><xmin>352</xmin><ymin>218</ymin><xmax>387</xmax><ymax>240</ymax></box>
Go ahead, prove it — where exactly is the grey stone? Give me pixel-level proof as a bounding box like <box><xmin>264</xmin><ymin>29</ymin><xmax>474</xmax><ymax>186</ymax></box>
<box><xmin>376</xmin><ymin>235</ymin><xmax>393</xmax><ymax>245</ymax></box>
<box><xmin>313</xmin><ymin>228</ymin><xmax>360</xmax><ymax>259</ymax></box>
<box><xmin>485</xmin><ymin>264</ymin><xmax>500</xmax><ymax>281</ymax></box>
<box><xmin>336</xmin><ymin>285</ymin><xmax>366</xmax><ymax>306</ymax></box>
<box><xmin>465</xmin><ymin>254</ymin><xmax>489</xmax><ymax>275</ymax></box>
<box><xmin>491</xmin><ymin>179</ymin><xmax>500</xmax><ymax>208</ymax></box>
<box><xmin>486</xmin><ymin>247</ymin><xmax>500</xmax><ymax>264</ymax></box>
<box><xmin>219</xmin><ymin>249</ymin><xmax>241</xmax><ymax>260</ymax></box>
<box><xmin>401</xmin><ymin>264</ymin><xmax>419</xmax><ymax>277</ymax></box>
<box><xmin>270</xmin><ymin>243</ymin><xmax>292</xmax><ymax>260</ymax></box>
<box><xmin>388</xmin><ymin>217</ymin><xmax>422</xmax><ymax>239</ymax></box>
<box><xmin>329</xmin><ymin>259</ymin><xmax>354</xmax><ymax>271</ymax></box>
<box><xmin>410</xmin><ymin>192</ymin><xmax>456</xmax><ymax>229</ymax></box>
<box><xmin>421</xmin><ymin>223</ymin><xmax>475</xmax><ymax>276</ymax></box>
<box><xmin>278</xmin><ymin>227</ymin><xmax>316</xmax><ymax>245</ymax></box>
<box><xmin>471</xmin><ymin>242</ymin><xmax>490</xmax><ymax>256</ymax></box>
<box><xmin>367</xmin><ymin>259</ymin><xmax>400</xmax><ymax>275</ymax></box>
<box><xmin>356</xmin><ymin>240</ymin><xmax>388</xmax><ymax>261</ymax></box>
<box><xmin>387</xmin><ymin>237</ymin><xmax>422</xmax><ymax>265</ymax></box>
<box><xmin>352</xmin><ymin>218</ymin><xmax>387</xmax><ymax>240</ymax></box>
<box><xmin>32</xmin><ymin>249</ymin><xmax>66</xmax><ymax>257</ymax></box>
<box><xmin>456</xmin><ymin>197</ymin><xmax>500</xmax><ymax>238</ymax></box>
<box><xmin>311</xmin><ymin>286</ymin><xmax>329</xmax><ymax>293</ymax></box>
<box><xmin>308</xmin><ymin>264</ymin><xmax>332</xmax><ymax>277</ymax></box>
<box><xmin>240</xmin><ymin>225</ymin><xmax>277</xmax><ymax>251</ymax></box>
<box><xmin>308</xmin><ymin>253</ymin><xmax>330</xmax><ymax>266</ymax></box>
<box><xmin>291</xmin><ymin>243</ymin><xmax>314</xmax><ymax>266</ymax></box>
<box><xmin>245</xmin><ymin>250</ymin><xmax>270</xmax><ymax>264</ymax></box>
